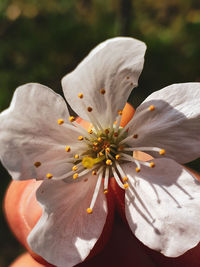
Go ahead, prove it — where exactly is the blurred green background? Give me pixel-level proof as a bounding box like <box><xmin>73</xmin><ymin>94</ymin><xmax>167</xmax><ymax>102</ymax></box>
<box><xmin>0</xmin><ymin>0</ymin><xmax>200</xmax><ymax>266</ymax></box>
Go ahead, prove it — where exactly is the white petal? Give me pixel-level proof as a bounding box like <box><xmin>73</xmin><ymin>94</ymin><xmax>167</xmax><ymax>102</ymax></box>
<box><xmin>62</xmin><ymin>37</ymin><xmax>146</xmax><ymax>127</ymax></box>
<box><xmin>0</xmin><ymin>83</ymin><xmax>85</xmax><ymax>180</ymax></box>
<box><xmin>127</xmin><ymin>83</ymin><xmax>200</xmax><ymax>163</ymax></box>
<box><xmin>28</xmin><ymin>174</ymin><xmax>107</xmax><ymax>267</ymax></box>
<box><xmin>124</xmin><ymin>158</ymin><xmax>200</xmax><ymax>257</ymax></box>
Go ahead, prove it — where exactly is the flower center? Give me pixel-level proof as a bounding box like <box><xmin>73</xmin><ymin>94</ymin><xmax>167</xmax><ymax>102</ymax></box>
<box><xmin>81</xmin><ymin>127</ymin><xmax>126</xmax><ymax>169</ymax></box>
<box><xmin>35</xmin><ymin>90</ymin><xmax>166</xmax><ymax>214</ymax></box>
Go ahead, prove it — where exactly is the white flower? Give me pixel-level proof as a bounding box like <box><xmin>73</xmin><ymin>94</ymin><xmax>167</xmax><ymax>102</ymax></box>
<box><xmin>1</xmin><ymin>37</ymin><xmax>200</xmax><ymax>267</ymax></box>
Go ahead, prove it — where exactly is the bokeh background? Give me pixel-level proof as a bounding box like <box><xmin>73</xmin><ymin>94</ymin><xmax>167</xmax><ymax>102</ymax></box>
<box><xmin>0</xmin><ymin>0</ymin><xmax>200</xmax><ymax>266</ymax></box>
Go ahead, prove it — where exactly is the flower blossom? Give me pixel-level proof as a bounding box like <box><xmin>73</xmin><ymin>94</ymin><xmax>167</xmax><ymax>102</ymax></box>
<box><xmin>1</xmin><ymin>37</ymin><xmax>200</xmax><ymax>267</ymax></box>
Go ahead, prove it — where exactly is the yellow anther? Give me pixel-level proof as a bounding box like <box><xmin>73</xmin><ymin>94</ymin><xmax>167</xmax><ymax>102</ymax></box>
<box><xmin>78</xmin><ymin>136</ymin><xmax>84</xmax><ymax>141</ymax></box>
<box><xmin>34</xmin><ymin>161</ymin><xmax>41</xmax><ymax>168</ymax></box>
<box><xmin>136</xmin><ymin>167</ymin><xmax>141</xmax><ymax>173</ymax></box>
<box><xmin>133</xmin><ymin>134</ymin><xmax>138</xmax><ymax>139</ymax></box>
<box><xmin>86</xmin><ymin>208</ymin><xmax>93</xmax><ymax>214</ymax></box>
<box><xmin>72</xmin><ymin>165</ymin><xmax>78</xmax><ymax>171</ymax></box>
<box><xmin>97</xmin><ymin>137</ymin><xmax>103</xmax><ymax>142</ymax></box>
<box><xmin>106</xmin><ymin>159</ymin><xmax>112</xmax><ymax>166</ymax></box>
<box><xmin>73</xmin><ymin>173</ymin><xmax>79</xmax><ymax>179</ymax></box>
<box><xmin>149</xmin><ymin>105</ymin><xmax>155</xmax><ymax>111</ymax></box>
<box><xmin>104</xmin><ymin>189</ymin><xmax>108</xmax><ymax>194</ymax></box>
<box><xmin>65</xmin><ymin>146</ymin><xmax>71</xmax><ymax>152</ymax></box>
<box><xmin>88</xmin><ymin>129</ymin><xmax>93</xmax><ymax>134</ymax></box>
<box><xmin>149</xmin><ymin>162</ymin><xmax>155</xmax><ymax>168</ymax></box>
<box><xmin>100</xmin><ymin>88</ymin><xmax>106</xmax><ymax>95</ymax></box>
<box><xmin>92</xmin><ymin>170</ymin><xmax>97</xmax><ymax>175</ymax></box>
<box><xmin>69</xmin><ymin>116</ymin><xmax>75</xmax><ymax>122</ymax></box>
<box><xmin>93</xmin><ymin>146</ymin><xmax>99</xmax><ymax>151</ymax></box>
<box><xmin>123</xmin><ymin>176</ymin><xmax>128</xmax><ymax>182</ymax></box>
<box><xmin>115</xmin><ymin>154</ymin><xmax>120</xmax><ymax>160</ymax></box>
<box><xmin>46</xmin><ymin>173</ymin><xmax>53</xmax><ymax>179</ymax></box>
<box><xmin>114</xmin><ymin>132</ymin><xmax>118</xmax><ymax>137</ymax></box>
<box><xmin>57</xmin><ymin>119</ymin><xmax>64</xmax><ymax>125</ymax></box>
<box><xmin>87</xmin><ymin>107</ymin><xmax>93</xmax><ymax>112</ymax></box>
<box><xmin>74</xmin><ymin>154</ymin><xmax>79</xmax><ymax>159</ymax></box>
<box><xmin>104</xmin><ymin>129</ymin><xmax>109</xmax><ymax>134</ymax></box>
<box><xmin>118</xmin><ymin>110</ymin><xmax>123</xmax><ymax>116</ymax></box>
<box><xmin>93</xmin><ymin>142</ymin><xmax>98</xmax><ymax>146</ymax></box>
<box><xmin>78</xmin><ymin>93</ymin><xmax>83</xmax><ymax>99</ymax></box>
<box><xmin>98</xmin><ymin>152</ymin><xmax>104</xmax><ymax>157</ymax></box>
<box><xmin>123</xmin><ymin>183</ymin><xmax>129</xmax><ymax>189</ymax></box>
<box><xmin>159</xmin><ymin>149</ymin><xmax>166</xmax><ymax>155</ymax></box>
<box><xmin>105</xmin><ymin>148</ymin><xmax>110</xmax><ymax>153</ymax></box>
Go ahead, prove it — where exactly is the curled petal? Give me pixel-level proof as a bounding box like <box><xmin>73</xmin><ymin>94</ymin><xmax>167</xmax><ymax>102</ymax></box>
<box><xmin>62</xmin><ymin>37</ymin><xmax>146</xmax><ymax>127</ymax></box>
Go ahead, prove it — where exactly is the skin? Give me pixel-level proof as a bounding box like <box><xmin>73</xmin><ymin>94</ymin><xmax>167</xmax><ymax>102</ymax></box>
<box><xmin>4</xmin><ymin>103</ymin><xmax>200</xmax><ymax>267</ymax></box>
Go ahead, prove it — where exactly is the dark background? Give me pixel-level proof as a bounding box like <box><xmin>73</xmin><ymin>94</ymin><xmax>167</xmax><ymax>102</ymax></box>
<box><xmin>0</xmin><ymin>0</ymin><xmax>200</xmax><ymax>266</ymax></box>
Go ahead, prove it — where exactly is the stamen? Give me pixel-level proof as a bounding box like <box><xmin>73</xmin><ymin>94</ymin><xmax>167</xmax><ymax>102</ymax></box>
<box><xmin>34</xmin><ymin>161</ymin><xmax>41</xmax><ymax>167</ymax></box>
<box><xmin>78</xmin><ymin>136</ymin><xmax>84</xmax><ymax>141</ymax></box>
<box><xmin>114</xmin><ymin>115</ymin><xmax>121</xmax><ymax>134</ymax></box>
<box><xmin>69</xmin><ymin>120</ymin><xmax>95</xmax><ymax>139</ymax></box>
<box><xmin>104</xmin><ymin>167</ymin><xmax>109</xmax><ymax>193</ymax></box>
<box><xmin>112</xmin><ymin>167</ymin><xmax>125</xmax><ymax>189</ymax></box>
<box><xmin>119</xmin><ymin>134</ymin><xmax>134</xmax><ymax>145</ymax></box>
<box><xmin>149</xmin><ymin>162</ymin><xmax>155</xmax><ymax>168</ymax></box>
<box><xmin>118</xmin><ymin>110</ymin><xmax>123</xmax><ymax>116</ymax></box>
<box><xmin>87</xmin><ymin>169</ymin><xmax>103</xmax><ymax>213</ymax></box>
<box><xmin>74</xmin><ymin>154</ymin><xmax>79</xmax><ymax>159</ymax></box>
<box><xmin>120</xmin><ymin>153</ymin><xmax>142</xmax><ymax>170</ymax></box>
<box><xmin>149</xmin><ymin>105</ymin><xmax>155</xmax><ymax>111</ymax></box>
<box><xmin>115</xmin><ymin>161</ymin><xmax>127</xmax><ymax>180</ymax></box>
<box><xmin>57</xmin><ymin>119</ymin><xmax>64</xmax><ymax>125</ymax></box>
<box><xmin>105</xmin><ymin>147</ymin><xmax>110</xmax><ymax>153</ymax></box>
<box><xmin>115</xmin><ymin>154</ymin><xmax>120</xmax><ymax>160</ymax></box>
<box><xmin>88</xmin><ymin>129</ymin><xmax>93</xmax><ymax>134</ymax></box>
<box><xmin>87</xmin><ymin>106</ymin><xmax>93</xmax><ymax>112</ymax></box>
<box><xmin>159</xmin><ymin>149</ymin><xmax>165</xmax><ymax>155</ymax></box>
<box><xmin>100</xmin><ymin>88</ymin><xmax>106</xmax><ymax>95</ymax></box>
<box><xmin>73</xmin><ymin>173</ymin><xmax>79</xmax><ymax>179</ymax></box>
<box><xmin>87</xmin><ymin>208</ymin><xmax>93</xmax><ymax>214</ymax></box>
<box><xmin>65</xmin><ymin>146</ymin><xmax>71</xmax><ymax>152</ymax></box>
<box><xmin>69</xmin><ymin>116</ymin><xmax>75</xmax><ymax>122</ymax></box>
<box><xmin>93</xmin><ymin>142</ymin><xmax>98</xmax><ymax>146</ymax></box>
<box><xmin>92</xmin><ymin>170</ymin><xmax>97</xmax><ymax>175</ymax></box>
<box><xmin>46</xmin><ymin>173</ymin><xmax>53</xmax><ymax>179</ymax></box>
<box><xmin>123</xmin><ymin>176</ymin><xmax>128</xmax><ymax>182</ymax></box>
<box><xmin>136</xmin><ymin>167</ymin><xmax>141</xmax><ymax>172</ymax></box>
<box><xmin>123</xmin><ymin>183</ymin><xmax>129</xmax><ymax>189</ymax></box>
<box><xmin>133</xmin><ymin>134</ymin><xmax>138</xmax><ymax>139</ymax></box>
<box><xmin>104</xmin><ymin>129</ymin><xmax>109</xmax><ymax>135</ymax></box>
<box><xmin>106</xmin><ymin>159</ymin><xmax>112</xmax><ymax>166</ymax></box>
<box><xmin>72</xmin><ymin>165</ymin><xmax>78</xmax><ymax>171</ymax></box>
<box><xmin>123</xmin><ymin>146</ymin><xmax>165</xmax><ymax>155</ymax></box>
<box><xmin>97</xmin><ymin>137</ymin><xmax>102</xmax><ymax>142</ymax></box>
<box><xmin>78</xmin><ymin>93</ymin><xmax>84</xmax><ymax>99</ymax></box>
